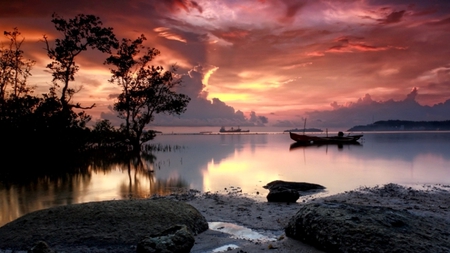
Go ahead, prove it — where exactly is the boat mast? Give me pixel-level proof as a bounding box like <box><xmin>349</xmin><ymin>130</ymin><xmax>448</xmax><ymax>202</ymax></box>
<box><xmin>303</xmin><ymin>118</ymin><xmax>307</xmax><ymax>135</ymax></box>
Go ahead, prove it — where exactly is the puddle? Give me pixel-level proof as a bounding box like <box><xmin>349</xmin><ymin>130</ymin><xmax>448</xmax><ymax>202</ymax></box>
<box><xmin>208</xmin><ymin>222</ymin><xmax>277</xmax><ymax>242</ymax></box>
<box><xmin>211</xmin><ymin>244</ymin><xmax>239</xmax><ymax>252</ymax></box>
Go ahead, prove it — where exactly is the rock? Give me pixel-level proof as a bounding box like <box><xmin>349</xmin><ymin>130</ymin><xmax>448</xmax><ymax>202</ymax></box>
<box><xmin>136</xmin><ymin>224</ymin><xmax>194</xmax><ymax>253</ymax></box>
<box><xmin>0</xmin><ymin>199</ymin><xmax>208</xmax><ymax>253</ymax></box>
<box><xmin>263</xmin><ymin>180</ymin><xmax>325</xmax><ymax>191</ymax></box>
<box><xmin>285</xmin><ymin>201</ymin><xmax>450</xmax><ymax>253</ymax></box>
<box><xmin>266</xmin><ymin>186</ymin><xmax>300</xmax><ymax>203</ymax></box>
<box><xmin>264</xmin><ymin>180</ymin><xmax>325</xmax><ymax>203</ymax></box>
<box><xmin>28</xmin><ymin>241</ymin><xmax>54</xmax><ymax>253</ymax></box>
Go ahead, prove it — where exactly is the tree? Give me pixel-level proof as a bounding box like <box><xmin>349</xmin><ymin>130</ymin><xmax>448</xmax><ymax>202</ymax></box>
<box><xmin>0</xmin><ymin>28</ymin><xmax>35</xmax><ymax>103</ymax></box>
<box><xmin>43</xmin><ymin>13</ymin><xmax>118</xmax><ymax>112</ymax></box>
<box><xmin>105</xmin><ymin>35</ymin><xmax>190</xmax><ymax>152</ymax></box>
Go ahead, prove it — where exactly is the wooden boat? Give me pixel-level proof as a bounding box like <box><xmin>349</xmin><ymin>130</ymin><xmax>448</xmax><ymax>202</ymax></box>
<box><xmin>219</xmin><ymin>126</ymin><xmax>250</xmax><ymax>133</ymax></box>
<box><xmin>289</xmin><ymin>131</ymin><xmax>363</xmax><ymax>144</ymax></box>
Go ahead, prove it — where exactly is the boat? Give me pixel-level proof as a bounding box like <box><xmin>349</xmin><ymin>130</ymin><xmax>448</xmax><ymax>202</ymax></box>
<box><xmin>219</xmin><ymin>126</ymin><xmax>250</xmax><ymax>133</ymax></box>
<box><xmin>289</xmin><ymin>131</ymin><xmax>363</xmax><ymax>144</ymax></box>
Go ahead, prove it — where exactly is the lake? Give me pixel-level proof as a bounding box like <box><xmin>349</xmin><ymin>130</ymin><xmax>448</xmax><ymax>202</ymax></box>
<box><xmin>1</xmin><ymin>130</ymin><xmax>450</xmax><ymax>227</ymax></box>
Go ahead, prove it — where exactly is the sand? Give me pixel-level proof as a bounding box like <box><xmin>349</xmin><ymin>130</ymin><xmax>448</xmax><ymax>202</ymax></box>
<box><xmin>1</xmin><ymin>183</ymin><xmax>449</xmax><ymax>253</ymax></box>
<box><xmin>168</xmin><ymin>183</ymin><xmax>449</xmax><ymax>252</ymax></box>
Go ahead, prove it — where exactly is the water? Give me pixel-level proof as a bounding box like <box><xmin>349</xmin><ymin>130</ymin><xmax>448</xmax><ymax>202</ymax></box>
<box><xmin>208</xmin><ymin>222</ymin><xmax>277</xmax><ymax>242</ymax></box>
<box><xmin>1</xmin><ymin>131</ymin><xmax>450</xmax><ymax>227</ymax></box>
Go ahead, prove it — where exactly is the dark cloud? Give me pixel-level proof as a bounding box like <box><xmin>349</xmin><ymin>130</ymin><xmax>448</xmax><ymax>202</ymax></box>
<box><xmin>0</xmin><ymin>0</ymin><xmax>146</xmax><ymax>18</ymax></box>
<box><xmin>272</xmin><ymin>120</ymin><xmax>296</xmax><ymax>127</ymax></box>
<box><xmin>3</xmin><ymin>0</ymin><xmax>450</xmax><ymax>128</ymax></box>
<box><xmin>249</xmin><ymin>111</ymin><xmax>269</xmax><ymax>126</ymax></box>
<box><xmin>101</xmin><ymin>65</ymin><xmax>268</xmax><ymax>127</ymax></box>
<box><xmin>405</xmin><ymin>87</ymin><xmax>418</xmax><ymax>101</ymax></box>
<box><xmin>382</xmin><ymin>10</ymin><xmax>406</xmax><ymax>24</ymax></box>
<box><xmin>306</xmin><ymin>89</ymin><xmax>450</xmax><ymax>129</ymax></box>
<box><xmin>155</xmin><ymin>0</ymin><xmax>203</xmax><ymax>14</ymax></box>
<box><xmin>325</xmin><ymin>37</ymin><xmax>393</xmax><ymax>53</ymax></box>
<box><xmin>283</xmin><ymin>1</ymin><xmax>306</xmax><ymax>18</ymax></box>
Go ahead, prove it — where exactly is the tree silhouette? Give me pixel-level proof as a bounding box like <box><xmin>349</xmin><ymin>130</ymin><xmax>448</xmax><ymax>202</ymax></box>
<box><xmin>0</xmin><ymin>28</ymin><xmax>35</xmax><ymax>103</ymax></box>
<box><xmin>105</xmin><ymin>35</ymin><xmax>190</xmax><ymax>152</ymax></box>
<box><xmin>43</xmin><ymin>13</ymin><xmax>118</xmax><ymax>112</ymax></box>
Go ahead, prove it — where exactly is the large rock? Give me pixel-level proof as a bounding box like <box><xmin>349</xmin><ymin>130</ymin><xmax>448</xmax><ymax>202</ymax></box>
<box><xmin>0</xmin><ymin>199</ymin><xmax>208</xmax><ymax>252</ymax></box>
<box><xmin>264</xmin><ymin>180</ymin><xmax>325</xmax><ymax>202</ymax></box>
<box><xmin>264</xmin><ymin>180</ymin><xmax>325</xmax><ymax>191</ymax></box>
<box><xmin>285</xmin><ymin>201</ymin><xmax>450</xmax><ymax>253</ymax></box>
<box><xmin>29</xmin><ymin>241</ymin><xmax>55</xmax><ymax>253</ymax></box>
<box><xmin>136</xmin><ymin>224</ymin><xmax>194</xmax><ymax>253</ymax></box>
<box><xmin>266</xmin><ymin>186</ymin><xmax>300</xmax><ymax>202</ymax></box>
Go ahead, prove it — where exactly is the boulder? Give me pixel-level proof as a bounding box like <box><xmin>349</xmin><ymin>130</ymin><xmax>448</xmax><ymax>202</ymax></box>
<box><xmin>0</xmin><ymin>199</ymin><xmax>208</xmax><ymax>253</ymax></box>
<box><xmin>29</xmin><ymin>241</ymin><xmax>55</xmax><ymax>253</ymax></box>
<box><xmin>266</xmin><ymin>186</ymin><xmax>300</xmax><ymax>203</ymax></box>
<box><xmin>263</xmin><ymin>180</ymin><xmax>325</xmax><ymax>191</ymax></box>
<box><xmin>285</xmin><ymin>201</ymin><xmax>450</xmax><ymax>253</ymax></box>
<box><xmin>264</xmin><ymin>180</ymin><xmax>325</xmax><ymax>203</ymax></box>
<box><xmin>136</xmin><ymin>224</ymin><xmax>194</xmax><ymax>253</ymax></box>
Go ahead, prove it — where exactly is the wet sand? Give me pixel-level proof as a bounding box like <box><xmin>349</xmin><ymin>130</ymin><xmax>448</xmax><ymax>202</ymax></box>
<box><xmin>0</xmin><ymin>183</ymin><xmax>448</xmax><ymax>253</ymax></box>
<box><xmin>184</xmin><ymin>190</ymin><xmax>325</xmax><ymax>253</ymax></box>
<box><xmin>182</xmin><ymin>184</ymin><xmax>450</xmax><ymax>253</ymax></box>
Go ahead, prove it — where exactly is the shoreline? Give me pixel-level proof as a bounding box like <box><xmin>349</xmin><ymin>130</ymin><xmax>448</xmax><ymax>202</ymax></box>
<box><xmin>0</xmin><ymin>183</ymin><xmax>449</xmax><ymax>252</ymax></box>
<box><xmin>148</xmin><ymin>183</ymin><xmax>450</xmax><ymax>252</ymax></box>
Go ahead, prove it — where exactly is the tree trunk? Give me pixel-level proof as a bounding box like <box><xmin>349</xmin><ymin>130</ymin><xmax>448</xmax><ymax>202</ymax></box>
<box><xmin>131</xmin><ymin>138</ymin><xmax>141</xmax><ymax>153</ymax></box>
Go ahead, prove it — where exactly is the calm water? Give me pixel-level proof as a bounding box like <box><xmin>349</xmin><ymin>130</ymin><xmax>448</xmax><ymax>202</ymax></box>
<box><xmin>1</xmin><ymin>131</ymin><xmax>450</xmax><ymax>226</ymax></box>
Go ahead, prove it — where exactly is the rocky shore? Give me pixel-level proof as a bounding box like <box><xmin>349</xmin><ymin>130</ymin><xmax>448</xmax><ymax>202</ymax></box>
<box><xmin>0</xmin><ymin>183</ymin><xmax>449</xmax><ymax>253</ymax></box>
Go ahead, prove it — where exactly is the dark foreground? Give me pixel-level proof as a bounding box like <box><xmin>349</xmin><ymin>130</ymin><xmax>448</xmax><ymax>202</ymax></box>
<box><xmin>0</xmin><ymin>184</ymin><xmax>448</xmax><ymax>253</ymax></box>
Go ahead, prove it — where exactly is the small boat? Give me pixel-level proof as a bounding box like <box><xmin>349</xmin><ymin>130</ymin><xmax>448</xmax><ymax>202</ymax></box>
<box><xmin>219</xmin><ymin>126</ymin><xmax>250</xmax><ymax>133</ymax></box>
<box><xmin>289</xmin><ymin>131</ymin><xmax>363</xmax><ymax>144</ymax></box>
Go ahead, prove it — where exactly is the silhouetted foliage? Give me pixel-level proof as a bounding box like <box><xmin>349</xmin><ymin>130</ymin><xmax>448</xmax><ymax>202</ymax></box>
<box><xmin>1</xmin><ymin>91</ymin><xmax>92</xmax><ymax>172</ymax></box>
<box><xmin>0</xmin><ymin>16</ymin><xmax>190</xmax><ymax>181</ymax></box>
<box><xmin>105</xmin><ymin>35</ymin><xmax>190</xmax><ymax>152</ymax></box>
<box><xmin>43</xmin><ymin>13</ymin><xmax>118</xmax><ymax>111</ymax></box>
<box><xmin>0</xmin><ymin>28</ymin><xmax>35</xmax><ymax>103</ymax></box>
<box><xmin>0</xmin><ymin>26</ymin><xmax>94</xmax><ymax>174</ymax></box>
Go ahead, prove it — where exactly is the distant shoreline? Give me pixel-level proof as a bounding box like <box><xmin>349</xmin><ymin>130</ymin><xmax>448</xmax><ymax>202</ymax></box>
<box><xmin>348</xmin><ymin>120</ymin><xmax>450</xmax><ymax>131</ymax></box>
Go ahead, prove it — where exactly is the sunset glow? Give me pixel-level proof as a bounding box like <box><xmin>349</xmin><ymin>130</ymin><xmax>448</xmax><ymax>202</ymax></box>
<box><xmin>2</xmin><ymin>0</ymin><xmax>450</xmax><ymax>128</ymax></box>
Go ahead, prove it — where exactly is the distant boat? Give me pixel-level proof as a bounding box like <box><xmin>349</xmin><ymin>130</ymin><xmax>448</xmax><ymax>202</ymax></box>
<box><xmin>289</xmin><ymin>131</ymin><xmax>363</xmax><ymax>144</ymax></box>
<box><xmin>283</xmin><ymin>128</ymin><xmax>323</xmax><ymax>133</ymax></box>
<box><xmin>219</xmin><ymin>126</ymin><xmax>250</xmax><ymax>133</ymax></box>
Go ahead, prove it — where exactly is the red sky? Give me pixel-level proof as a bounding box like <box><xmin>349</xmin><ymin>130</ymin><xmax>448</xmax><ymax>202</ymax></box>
<box><xmin>1</xmin><ymin>0</ymin><xmax>450</xmax><ymax>128</ymax></box>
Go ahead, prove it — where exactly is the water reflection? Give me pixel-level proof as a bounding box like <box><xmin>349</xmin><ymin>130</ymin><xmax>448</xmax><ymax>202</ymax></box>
<box><xmin>0</xmin><ymin>152</ymin><xmax>188</xmax><ymax>227</ymax></box>
<box><xmin>209</xmin><ymin>221</ymin><xmax>276</xmax><ymax>242</ymax></box>
<box><xmin>2</xmin><ymin>132</ymin><xmax>450</xmax><ymax>227</ymax></box>
<box><xmin>289</xmin><ymin>142</ymin><xmax>363</xmax><ymax>151</ymax></box>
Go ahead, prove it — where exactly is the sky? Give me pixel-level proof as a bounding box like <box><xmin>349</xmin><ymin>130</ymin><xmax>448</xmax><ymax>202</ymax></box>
<box><xmin>1</xmin><ymin>0</ymin><xmax>450</xmax><ymax>129</ymax></box>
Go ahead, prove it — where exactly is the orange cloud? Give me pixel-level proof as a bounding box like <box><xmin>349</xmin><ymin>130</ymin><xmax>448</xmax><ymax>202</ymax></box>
<box><xmin>153</xmin><ymin>27</ymin><xmax>187</xmax><ymax>43</ymax></box>
<box><xmin>220</xmin><ymin>30</ymin><xmax>250</xmax><ymax>39</ymax></box>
